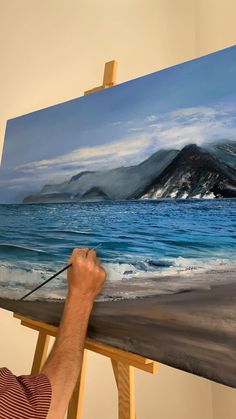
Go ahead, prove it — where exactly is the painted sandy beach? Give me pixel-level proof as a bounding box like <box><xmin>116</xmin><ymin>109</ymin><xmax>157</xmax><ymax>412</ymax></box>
<box><xmin>1</xmin><ymin>275</ymin><xmax>236</xmax><ymax>388</ymax></box>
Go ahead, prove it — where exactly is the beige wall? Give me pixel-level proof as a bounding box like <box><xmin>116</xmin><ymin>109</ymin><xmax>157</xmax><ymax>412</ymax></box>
<box><xmin>0</xmin><ymin>1</ymin><xmax>236</xmax><ymax>418</ymax></box>
<box><xmin>212</xmin><ymin>383</ymin><xmax>236</xmax><ymax>419</ymax></box>
<box><xmin>195</xmin><ymin>0</ymin><xmax>236</xmax><ymax>55</ymax></box>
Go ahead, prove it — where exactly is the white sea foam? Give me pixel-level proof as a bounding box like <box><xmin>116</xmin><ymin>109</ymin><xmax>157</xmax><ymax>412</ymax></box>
<box><xmin>0</xmin><ymin>263</ymin><xmax>67</xmax><ymax>300</ymax></box>
<box><xmin>1</xmin><ymin>257</ymin><xmax>236</xmax><ymax>301</ymax></box>
<box><xmin>106</xmin><ymin>257</ymin><xmax>236</xmax><ymax>280</ymax></box>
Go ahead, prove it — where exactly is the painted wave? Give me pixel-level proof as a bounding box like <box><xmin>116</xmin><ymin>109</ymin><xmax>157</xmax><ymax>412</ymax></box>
<box><xmin>1</xmin><ymin>257</ymin><xmax>236</xmax><ymax>301</ymax></box>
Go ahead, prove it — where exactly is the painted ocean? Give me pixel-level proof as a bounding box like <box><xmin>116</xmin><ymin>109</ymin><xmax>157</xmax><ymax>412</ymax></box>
<box><xmin>1</xmin><ymin>199</ymin><xmax>236</xmax><ymax>301</ymax></box>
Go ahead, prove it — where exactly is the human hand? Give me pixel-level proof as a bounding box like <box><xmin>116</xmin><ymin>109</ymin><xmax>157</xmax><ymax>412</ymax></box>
<box><xmin>67</xmin><ymin>248</ymin><xmax>106</xmax><ymax>303</ymax></box>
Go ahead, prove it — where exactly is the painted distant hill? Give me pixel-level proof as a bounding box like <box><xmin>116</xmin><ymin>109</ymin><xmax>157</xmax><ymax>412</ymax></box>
<box><xmin>23</xmin><ymin>142</ymin><xmax>236</xmax><ymax>203</ymax></box>
<box><xmin>23</xmin><ymin>149</ymin><xmax>178</xmax><ymax>202</ymax></box>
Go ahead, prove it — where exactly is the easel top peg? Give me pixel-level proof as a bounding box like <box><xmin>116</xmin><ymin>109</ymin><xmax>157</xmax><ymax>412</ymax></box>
<box><xmin>84</xmin><ymin>59</ymin><xmax>118</xmax><ymax>95</ymax></box>
<box><xmin>103</xmin><ymin>60</ymin><xmax>118</xmax><ymax>87</ymax></box>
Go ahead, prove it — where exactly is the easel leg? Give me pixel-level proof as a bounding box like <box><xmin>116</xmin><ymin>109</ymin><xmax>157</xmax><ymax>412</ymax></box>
<box><xmin>112</xmin><ymin>360</ymin><xmax>136</xmax><ymax>419</ymax></box>
<box><xmin>67</xmin><ymin>349</ymin><xmax>88</xmax><ymax>419</ymax></box>
<box><xmin>31</xmin><ymin>331</ymin><xmax>50</xmax><ymax>374</ymax></box>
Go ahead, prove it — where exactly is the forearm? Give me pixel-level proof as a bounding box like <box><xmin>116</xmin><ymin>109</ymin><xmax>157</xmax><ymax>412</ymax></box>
<box><xmin>42</xmin><ymin>247</ymin><xmax>106</xmax><ymax>419</ymax></box>
<box><xmin>42</xmin><ymin>295</ymin><xmax>93</xmax><ymax>418</ymax></box>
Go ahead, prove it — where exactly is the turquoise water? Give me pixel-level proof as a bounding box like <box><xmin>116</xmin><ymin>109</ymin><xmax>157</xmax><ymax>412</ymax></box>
<box><xmin>0</xmin><ymin>199</ymin><xmax>236</xmax><ymax>298</ymax></box>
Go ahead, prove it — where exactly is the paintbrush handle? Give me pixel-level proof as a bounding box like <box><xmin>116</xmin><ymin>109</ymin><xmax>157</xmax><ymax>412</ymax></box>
<box><xmin>20</xmin><ymin>263</ymin><xmax>72</xmax><ymax>301</ymax></box>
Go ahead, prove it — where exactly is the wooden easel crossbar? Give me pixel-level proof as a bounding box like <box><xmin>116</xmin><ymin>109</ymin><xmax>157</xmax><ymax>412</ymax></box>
<box><xmin>14</xmin><ymin>60</ymin><xmax>158</xmax><ymax>419</ymax></box>
<box><xmin>14</xmin><ymin>313</ymin><xmax>158</xmax><ymax>419</ymax></box>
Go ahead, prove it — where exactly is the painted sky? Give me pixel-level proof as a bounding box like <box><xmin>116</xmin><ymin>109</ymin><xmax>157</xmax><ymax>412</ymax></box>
<box><xmin>1</xmin><ymin>45</ymin><xmax>236</xmax><ymax>203</ymax></box>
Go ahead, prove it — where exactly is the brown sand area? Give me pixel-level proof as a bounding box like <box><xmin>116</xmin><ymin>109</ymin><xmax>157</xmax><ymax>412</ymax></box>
<box><xmin>1</xmin><ymin>278</ymin><xmax>236</xmax><ymax>388</ymax></box>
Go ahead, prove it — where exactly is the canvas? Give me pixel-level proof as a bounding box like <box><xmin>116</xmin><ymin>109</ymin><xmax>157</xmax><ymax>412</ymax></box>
<box><xmin>0</xmin><ymin>45</ymin><xmax>236</xmax><ymax>387</ymax></box>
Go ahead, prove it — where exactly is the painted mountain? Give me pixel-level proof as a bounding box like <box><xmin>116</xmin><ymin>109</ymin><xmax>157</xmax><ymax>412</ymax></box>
<box><xmin>23</xmin><ymin>142</ymin><xmax>236</xmax><ymax>203</ymax></box>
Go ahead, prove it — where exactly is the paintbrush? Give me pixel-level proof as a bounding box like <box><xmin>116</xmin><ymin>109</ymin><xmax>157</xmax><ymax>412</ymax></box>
<box><xmin>20</xmin><ymin>244</ymin><xmax>102</xmax><ymax>301</ymax></box>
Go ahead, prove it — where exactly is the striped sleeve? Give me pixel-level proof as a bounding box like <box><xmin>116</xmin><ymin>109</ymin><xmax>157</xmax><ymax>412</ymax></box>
<box><xmin>0</xmin><ymin>367</ymin><xmax>51</xmax><ymax>419</ymax></box>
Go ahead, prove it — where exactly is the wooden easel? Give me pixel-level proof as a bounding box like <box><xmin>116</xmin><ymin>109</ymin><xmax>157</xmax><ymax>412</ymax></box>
<box><xmin>14</xmin><ymin>60</ymin><xmax>158</xmax><ymax>419</ymax></box>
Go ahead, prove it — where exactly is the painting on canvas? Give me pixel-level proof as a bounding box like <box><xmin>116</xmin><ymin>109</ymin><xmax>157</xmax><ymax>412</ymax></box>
<box><xmin>0</xmin><ymin>45</ymin><xmax>236</xmax><ymax>387</ymax></box>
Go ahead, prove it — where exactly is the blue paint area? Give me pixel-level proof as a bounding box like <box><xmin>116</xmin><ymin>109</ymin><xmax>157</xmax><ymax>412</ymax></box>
<box><xmin>0</xmin><ymin>200</ymin><xmax>235</xmax><ymax>297</ymax></box>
